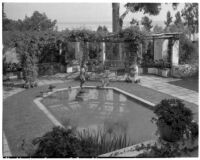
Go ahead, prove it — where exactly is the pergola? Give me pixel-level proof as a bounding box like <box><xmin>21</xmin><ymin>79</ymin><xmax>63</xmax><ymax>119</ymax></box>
<box><xmin>71</xmin><ymin>32</ymin><xmax>181</xmax><ymax>67</ymax></box>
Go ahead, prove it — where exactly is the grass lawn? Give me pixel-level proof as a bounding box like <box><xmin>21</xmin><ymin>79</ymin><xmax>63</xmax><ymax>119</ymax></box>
<box><xmin>168</xmin><ymin>76</ymin><xmax>198</xmax><ymax>92</ymax></box>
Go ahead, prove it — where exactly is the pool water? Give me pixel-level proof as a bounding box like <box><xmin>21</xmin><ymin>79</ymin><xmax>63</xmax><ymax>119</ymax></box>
<box><xmin>42</xmin><ymin>88</ymin><xmax>157</xmax><ymax>144</ymax></box>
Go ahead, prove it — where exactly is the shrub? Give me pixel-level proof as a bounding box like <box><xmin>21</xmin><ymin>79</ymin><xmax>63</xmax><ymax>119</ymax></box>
<box><xmin>152</xmin><ymin>99</ymin><xmax>196</xmax><ymax>142</ymax></box>
<box><xmin>27</xmin><ymin>125</ymin><xmax>133</xmax><ymax>157</ymax></box>
<box><xmin>179</xmin><ymin>34</ymin><xmax>198</xmax><ymax>64</ymax></box>
<box><xmin>77</xmin><ymin>128</ymin><xmax>132</xmax><ymax>157</ymax></box>
<box><xmin>172</xmin><ymin>64</ymin><xmax>198</xmax><ymax>78</ymax></box>
<box><xmin>31</xmin><ymin>127</ymin><xmax>80</xmax><ymax>158</ymax></box>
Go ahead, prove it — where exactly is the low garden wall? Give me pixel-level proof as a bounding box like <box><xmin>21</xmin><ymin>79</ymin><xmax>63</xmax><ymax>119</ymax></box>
<box><xmin>140</xmin><ymin>64</ymin><xmax>198</xmax><ymax>78</ymax></box>
<box><xmin>139</xmin><ymin>67</ymin><xmax>171</xmax><ymax>77</ymax></box>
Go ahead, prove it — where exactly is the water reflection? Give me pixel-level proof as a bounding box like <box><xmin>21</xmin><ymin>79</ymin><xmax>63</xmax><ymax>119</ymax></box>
<box><xmin>42</xmin><ymin>88</ymin><xmax>156</xmax><ymax>143</ymax></box>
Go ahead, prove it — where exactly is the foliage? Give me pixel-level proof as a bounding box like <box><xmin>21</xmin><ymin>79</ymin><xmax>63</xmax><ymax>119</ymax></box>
<box><xmin>120</xmin><ymin>27</ymin><xmax>145</xmax><ymax>66</ymax></box>
<box><xmin>31</xmin><ymin>127</ymin><xmax>80</xmax><ymax>157</ymax></box>
<box><xmin>3</xmin><ymin>10</ymin><xmax>57</xmax><ymax>31</ymax></box>
<box><xmin>172</xmin><ymin>64</ymin><xmax>198</xmax><ymax>78</ymax></box>
<box><xmin>163</xmin><ymin>25</ymin><xmax>198</xmax><ymax>64</ymax></box>
<box><xmin>130</xmin><ymin>18</ymin><xmax>139</xmax><ymax>26</ymax></box>
<box><xmin>181</xmin><ymin>3</ymin><xmax>198</xmax><ymax>34</ymax></box>
<box><xmin>13</xmin><ymin>32</ymin><xmax>40</xmax><ymax>83</ymax></box>
<box><xmin>112</xmin><ymin>3</ymin><xmax>161</xmax><ymax>32</ymax></box>
<box><xmin>77</xmin><ymin>128</ymin><xmax>132</xmax><ymax>157</ymax></box>
<box><xmin>174</xmin><ymin>11</ymin><xmax>183</xmax><ymax>26</ymax></box>
<box><xmin>125</xmin><ymin>3</ymin><xmax>161</xmax><ymax>15</ymax></box>
<box><xmin>135</xmin><ymin>139</ymin><xmax>198</xmax><ymax>157</ymax></box>
<box><xmin>152</xmin><ymin>99</ymin><xmax>195</xmax><ymax>142</ymax></box>
<box><xmin>164</xmin><ymin>11</ymin><xmax>173</xmax><ymax>27</ymax></box>
<box><xmin>27</xmin><ymin>124</ymin><xmax>133</xmax><ymax>158</ymax></box>
<box><xmin>179</xmin><ymin>34</ymin><xmax>198</xmax><ymax>64</ymax></box>
<box><xmin>141</xmin><ymin>16</ymin><xmax>153</xmax><ymax>32</ymax></box>
<box><xmin>97</xmin><ymin>26</ymin><xmax>109</xmax><ymax>33</ymax></box>
<box><xmin>153</xmin><ymin>25</ymin><xmax>164</xmax><ymax>34</ymax></box>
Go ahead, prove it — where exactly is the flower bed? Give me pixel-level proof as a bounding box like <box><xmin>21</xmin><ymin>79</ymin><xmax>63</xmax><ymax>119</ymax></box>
<box><xmin>171</xmin><ymin>64</ymin><xmax>198</xmax><ymax>78</ymax></box>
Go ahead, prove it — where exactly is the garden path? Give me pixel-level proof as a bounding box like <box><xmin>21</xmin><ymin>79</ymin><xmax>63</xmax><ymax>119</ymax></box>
<box><xmin>139</xmin><ymin>75</ymin><xmax>198</xmax><ymax>105</ymax></box>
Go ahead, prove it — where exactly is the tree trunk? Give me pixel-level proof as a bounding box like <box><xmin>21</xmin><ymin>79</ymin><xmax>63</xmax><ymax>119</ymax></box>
<box><xmin>112</xmin><ymin>3</ymin><xmax>120</xmax><ymax>33</ymax></box>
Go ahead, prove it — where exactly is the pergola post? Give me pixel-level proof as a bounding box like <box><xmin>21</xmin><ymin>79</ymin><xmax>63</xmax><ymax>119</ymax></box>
<box><xmin>171</xmin><ymin>39</ymin><xmax>179</xmax><ymax>66</ymax></box>
<box><xmin>75</xmin><ymin>41</ymin><xmax>80</xmax><ymax>60</ymax></box>
<box><xmin>119</xmin><ymin>42</ymin><xmax>123</xmax><ymax>61</ymax></box>
<box><xmin>162</xmin><ymin>39</ymin><xmax>169</xmax><ymax>61</ymax></box>
<box><xmin>100</xmin><ymin>42</ymin><xmax>106</xmax><ymax>64</ymax></box>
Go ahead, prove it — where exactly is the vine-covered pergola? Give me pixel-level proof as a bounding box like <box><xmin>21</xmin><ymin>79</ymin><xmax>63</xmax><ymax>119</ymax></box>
<box><xmin>65</xmin><ymin>30</ymin><xmax>181</xmax><ymax>68</ymax></box>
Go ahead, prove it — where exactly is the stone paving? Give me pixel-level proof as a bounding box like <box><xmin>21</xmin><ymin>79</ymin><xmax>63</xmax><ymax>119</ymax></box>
<box><xmin>139</xmin><ymin>75</ymin><xmax>198</xmax><ymax>105</ymax></box>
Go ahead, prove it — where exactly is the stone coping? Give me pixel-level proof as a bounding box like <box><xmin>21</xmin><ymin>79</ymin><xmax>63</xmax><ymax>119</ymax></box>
<box><xmin>99</xmin><ymin>139</ymin><xmax>156</xmax><ymax>157</ymax></box>
<box><xmin>99</xmin><ymin>138</ymin><xmax>198</xmax><ymax>157</ymax></box>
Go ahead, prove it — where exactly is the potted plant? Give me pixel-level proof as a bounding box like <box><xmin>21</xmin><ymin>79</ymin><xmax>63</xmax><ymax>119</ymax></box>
<box><xmin>152</xmin><ymin>99</ymin><xmax>195</xmax><ymax>142</ymax></box>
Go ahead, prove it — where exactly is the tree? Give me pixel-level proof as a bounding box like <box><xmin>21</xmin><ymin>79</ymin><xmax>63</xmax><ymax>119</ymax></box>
<box><xmin>174</xmin><ymin>11</ymin><xmax>182</xmax><ymax>26</ymax></box>
<box><xmin>181</xmin><ymin>3</ymin><xmax>198</xmax><ymax>34</ymax></box>
<box><xmin>130</xmin><ymin>18</ymin><xmax>139</xmax><ymax>26</ymax></box>
<box><xmin>153</xmin><ymin>25</ymin><xmax>164</xmax><ymax>33</ymax></box>
<box><xmin>97</xmin><ymin>26</ymin><xmax>108</xmax><ymax>33</ymax></box>
<box><xmin>141</xmin><ymin>16</ymin><xmax>153</xmax><ymax>32</ymax></box>
<box><xmin>112</xmin><ymin>3</ymin><xmax>180</xmax><ymax>33</ymax></box>
<box><xmin>164</xmin><ymin>11</ymin><xmax>173</xmax><ymax>27</ymax></box>
<box><xmin>112</xmin><ymin>3</ymin><xmax>121</xmax><ymax>32</ymax></box>
<box><xmin>21</xmin><ymin>11</ymin><xmax>57</xmax><ymax>31</ymax></box>
<box><xmin>3</xmin><ymin>10</ymin><xmax>57</xmax><ymax>31</ymax></box>
<box><xmin>2</xmin><ymin>3</ymin><xmax>6</xmax><ymax>19</ymax></box>
<box><xmin>112</xmin><ymin>3</ymin><xmax>161</xmax><ymax>32</ymax></box>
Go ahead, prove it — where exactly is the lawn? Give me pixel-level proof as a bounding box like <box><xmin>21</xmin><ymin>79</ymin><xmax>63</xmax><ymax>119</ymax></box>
<box><xmin>168</xmin><ymin>76</ymin><xmax>198</xmax><ymax>92</ymax></box>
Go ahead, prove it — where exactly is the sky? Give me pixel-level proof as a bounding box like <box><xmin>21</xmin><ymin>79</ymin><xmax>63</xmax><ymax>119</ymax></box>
<box><xmin>4</xmin><ymin>3</ymin><xmax>185</xmax><ymax>22</ymax></box>
<box><xmin>4</xmin><ymin>3</ymin><xmax>185</xmax><ymax>31</ymax></box>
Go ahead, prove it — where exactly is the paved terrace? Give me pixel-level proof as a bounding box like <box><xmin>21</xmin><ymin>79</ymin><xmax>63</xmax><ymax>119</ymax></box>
<box><xmin>3</xmin><ymin>73</ymin><xmax>198</xmax><ymax>157</ymax></box>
